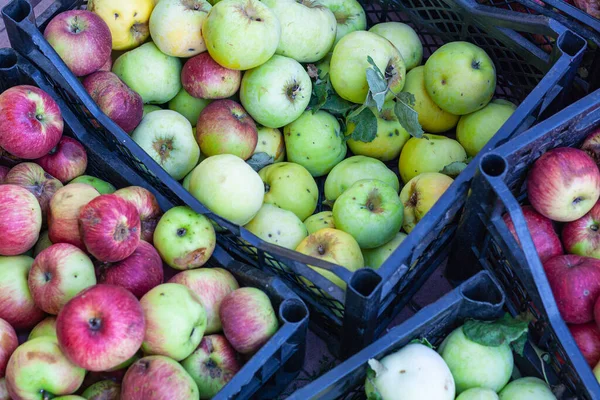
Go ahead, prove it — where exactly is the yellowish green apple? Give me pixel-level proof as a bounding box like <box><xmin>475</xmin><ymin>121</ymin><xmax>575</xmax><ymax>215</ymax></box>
<box><xmin>28</xmin><ymin>316</ymin><xmax>57</xmax><ymax>341</ymax></box>
<box><xmin>362</xmin><ymin>232</ymin><xmax>407</xmax><ymax>269</ymax></box>
<box><xmin>304</xmin><ymin>211</ymin><xmax>335</xmax><ymax>234</ymax></box>
<box><xmin>253</xmin><ymin>126</ymin><xmax>285</xmax><ymax>162</ymax></box>
<box><xmin>369</xmin><ymin>22</ymin><xmax>423</xmax><ymax>71</ymax></box>
<box><xmin>168</xmin><ymin>87</ymin><xmax>211</xmax><ymax>127</ymax></box>
<box><xmin>320</xmin><ymin>0</ymin><xmax>366</xmax><ymax>45</ymax></box>
<box><xmin>143</xmin><ymin>105</ymin><xmax>162</xmax><ymax>117</ymax></box>
<box><xmin>244</xmin><ymin>204</ymin><xmax>308</xmax><ymax>250</ymax></box>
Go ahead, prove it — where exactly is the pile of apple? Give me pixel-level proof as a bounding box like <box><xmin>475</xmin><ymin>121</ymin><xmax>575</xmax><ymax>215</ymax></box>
<box><xmin>0</xmin><ymin>85</ymin><xmax>281</xmax><ymax>399</ymax></box>
<box><xmin>43</xmin><ymin>0</ymin><xmax>515</xmax><ymax>288</ymax></box>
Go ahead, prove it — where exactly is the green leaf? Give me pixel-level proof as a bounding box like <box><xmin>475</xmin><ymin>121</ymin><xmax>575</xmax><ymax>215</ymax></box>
<box><xmin>309</xmin><ymin>76</ymin><xmax>330</xmax><ymax>113</ymax></box>
<box><xmin>347</xmin><ymin>106</ymin><xmax>378</xmax><ymax>143</ymax></box>
<box><xmin>322</xmin><ymin>92</ymin><xmax>354</xmax><ymax>115</ymax></box>
<box><xmin>440</xmin><ymin>161</ymin><xmax>468</xmax><ymax>178</ymax></box>
<box><xmin>365</xmin><ymin>56</ymin><xmax>388</xmax><ymax>112</ymax></box>
<box><xmin>462</xmin><ymin>313</ymin><xmax>529</xmax><ymax>351</ymax></box>
<box><xmin>365</xmin><ymin>364</ymin><xmax>383</xmax><ymax>400</ymax></box>
<box><xmin>410</xmin><ymin>338</ymin><xmax>434</xmax><ymax>349</ymax></box>
<box><xmin>394</xmin><ymin>93</ymin><xmax>424</xmax><ymax>138</ymax></box>
<box><xmin>246</xmin><ymin>152</ymin><xmax>274</xmax><ymax>172</ymax></box>
<box><xmin>511</xmin><ymin>332</ymin><xmax>528</xmax><ymax>357</ymax></box>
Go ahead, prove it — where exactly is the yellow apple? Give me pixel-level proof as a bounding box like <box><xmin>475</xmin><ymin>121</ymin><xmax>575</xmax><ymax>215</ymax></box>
<box><xmin>304</xmin><ymin>211</ymin><xmax>335</xmax><ymax>234</ymax></box>
<box><xmin>362</xmin><ymin>232</ymin><xmax>407</xmax><ymax>269</ymax></box>
<box><xmin>399</xmin><ymin>172</ymin><xmax>453</xmax><ymax>233</ymax></box>
<box><xmin>253</xmin><ymin>126</ymin><xmax>285</xmax><ymax>163</ymax></box>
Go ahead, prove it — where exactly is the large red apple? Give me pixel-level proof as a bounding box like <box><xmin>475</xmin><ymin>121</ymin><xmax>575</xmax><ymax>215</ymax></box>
<box><xmin>79</xmin><ymin>194</ymin><xmax>141</xmax><ymax>262</ymax></box>
<box><xmin>544</xmin><ymin>255</ymin><xmax>600</xmax><ymax>324</ymax></box>
<box><xmin>44</xmin><ymin>10</ymin><xmax>112</xmax><ymax>77</ymax></box>
<box><xmin>181</xmin><ymin>52</ymin><xmax>241</xmax><ymax>99</ymax></box>
<box><xmin>56</xmin><ymin>284</ymin><xmax>146</xmax><ymax>371</ymax></box>
<box><xmin>114</xmin><ymin>186</ymin><xmax>162</xmax><ymax>244</ymax></box>
<box><xmin>196</xmin><ymin>100</ymin><xmax>258</xmax><ymax>160</ymax></box>
<box><xmin>581</xmin><ymin>127</ymin><xmax>600</xmax><ymax>167</ymax></box>
<box><xmin>0</xmin><ymin>85</ymin><xmax>63</xmax><ymax>159</ymax></box>
<box><xmin>0</xmin><ymin>318</ymin><xmax>18</xmax><ymax>377</ymax></box>
<box><xmin>563</xmin><ymin>200</ymin><xmax>600</xmax><ymax>259</ymax></box>
<box><xmin>569</xmin><ymin>322</ymin><xmax>600</xmax><ymax>367</ymax></box>
<box><xmin>35</xmin><ymin>136</ymin><xmax>88</xmax><ymax>184</ymax></box>
<box><xmin>503</xmin><ymin>205</ymin><xmax>563</xmax><ymax>263</ymax></box>
<box><xmin>0</xmin><ymin>185</ymin><xmax>42</xmax><ymax>256</ymax></box>
<box><xmin>528</xmin><ymin>147</ymin><xmax>600</xmax><ymax>222</ymax></box>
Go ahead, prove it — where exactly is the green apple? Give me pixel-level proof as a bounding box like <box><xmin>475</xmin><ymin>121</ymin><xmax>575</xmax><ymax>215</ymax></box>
<box><xmin>253</xmin><ymin>126</ymin><xmax>285</xmax><ymax>162</ymax></box>
<box><xmin>346</xmin><ymin>101</ymin><xmax>410</xmax><ymax>161</ymax></box>
<box><xmin>153</xmin><ymin>206</ymin><xmax>216</xmax><ymax>270</ymax></box>
<box><xmin>28</xmin><ymin>316</ymin><xmax>57</xmax><ymax>341</ymax></box>
<box><xmin>140</xmin><ymin>283</ymin><xmax>207</xmax><ymax>361</ymax></box>
<box><xmin>240</xmin><ymin>55</ymin><xmax>312</xmax><ymax>128</ymax></box>
<box><xmin>69</xmin><ymin>175</ymin><xmax>116</xmax><ymax>194</ymax></box>
<box><xmin>131</xmin><ymin>110</ymin><xmax>200</xmax><ymax>180</ymax></box>
<box><xmin>113</xmin><ymin>42</ymin><xmax>182</xmax><ymax>104</ymax></box>
<box><xmin>315</xmin><ymin>52</ymin><xmax>332</xmax><ymax>79</ymax></box>
<box><xmin>143</xmin><ymin>105</ymin><xmax>162</xmax><ymax>117</ymax></box>
<box><xmin>333</xmin><ymin>179</ymin><xmax>404</xmax><ymax>249</ymax></box>
<box><xmin>457</xmin><ymin>99</ymin><xmax>516</xmax><ymax>157</ymax></box>
<box><xmin>362</xmin><ymin>232</ymin><xmax>407</xmax><ymax>269</ymax></box>
<box><xmin>304</xmin><ymin>211</ymin><xmax>335</xmax><ymax>234</ymax></box>
<box><xmin>295</xmin><ymin>228</ymin><xmax>364</xmax><ymax>288</ymax></box>
<box><xmin>168</xmin><ymin>87</ymin><xmax>211</xmax><ymax>127</ymax></box>
<box><xmin>330</xmin><ymin>30</ymin><xmax>406</xmax><ymax>104</ymax></box>
<box><xmin>202</xmin><ymin>0</ymin><xmax>280</xmax><ymax>70</ymax></box>
<box><xmin>398</xmin><ymin>134</ymin><xmax>467</xmax><ymax>183</ymax></box>
<box><xmin>457</xmin><ymin>388</ymin><xmax>500</xmax><ymax>400</ymax></box>
<box><xmin>259</xmin><ymin>162</ymin><xmax>318</xmax><ymax>221</ymax></box>
<box><xmin>81</xmin><ymin>380</ymin><xmax>121</xmax><ymax>400</ymax></box>
<box><xmin>33</xmin><ymin>230</ymin><xmax>53</xmax><ymax>257</ymax></box>
<box><xmin>325</xmin><ymin>155</ymin><xmax>399</xmax><ymax>202</ymax></box>
<box><xmin>320</xmin><ymin>0</ymin><xmax>366</xmax><ymax>45</ymax></box>
<box><xmin>594</xmin><ymin>360</ymin><xmax>600</xmax><ymax>383</ymax></box>
<box><xmin>499</xmin><ymin>377</ymin><xmax>556</xmax><ymax>400</ymax></box>
<box><xmin>402</xmin><ymin>66</ymin><xmax>459</xmax><ymax>133</ymax></box>
<box><xmin>424</xmin><ymin>41</ymin><xmax>496</xmax><ymax>115</ymax></box>
<box><xmin>284</xmin><ymin>110</ymin><xmax>347</xmax><ymax>177</ymax></box>
<box><xmin>369</xmin><ymin>22</ymin><xmax>423</xmax><ymax>71</ymax></box>
<box><xmin>188</xmin><ymin>154</ymin><xmax>264</xmax><ymax>225</ymax></box>
<box><xmin>400</xmin><ymin>172</ymin><xmax>454</xmax><ymax>233</ymax></box>
<box><xmin>245</xmin><ymin>204</ymin><xmax>308</xmax><ymax>250</ymax></box>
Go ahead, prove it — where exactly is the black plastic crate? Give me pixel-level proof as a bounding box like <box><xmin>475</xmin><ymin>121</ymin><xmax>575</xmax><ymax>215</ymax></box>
<box><xmin>0</xmin><ymin>47</ymin><xmax>309</xmax><ymax>400</ymax></box>
<box><xmin>2</xmin><ymin>0</ymin><xmax>588</xmax><ymax>358</ymax></box>
<box><xmin>448</xmin><ymin>89</ymin><xmax>600</xmax><ymax>397</ymax></box>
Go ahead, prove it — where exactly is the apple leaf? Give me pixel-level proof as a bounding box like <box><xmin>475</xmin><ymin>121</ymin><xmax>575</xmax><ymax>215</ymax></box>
<box><xmin>409</xmin><ymin>338</ymin><xmax>434</xmax><ymax>349</ymax></box>
<box><xmin>309</xmin><ymin>75</ymin><xmax>330</xmax><ymax>113</ymax></box>
<box><xmin>394</xmin><ymin>92</ymin><xmax>424</xmax><ymax>138</ymax></box>
<box><xmin>347</xmin><ymin>106</ymin><xmax>378</xmax><ymax>143</ymax></box>
<box><xmin>246</xmin><ymin>152</ymin><xmax>274</xmax><ymax>172</ymax></box>
<box><xmin>366</xmin><ymin>56</ymin><xmax>388</xmax><ymax>112</ymax></box>
<box><xmin>365</xmin><ymin>365</ymin><xmax>383</xmax><ymax>400</ymax></box>
<box><xmin>462</xmin><ymin>313</ymin><xmax>529</xmax><ymax>356</ymax></box>
<box><xmin>323</xmin><ymin>92</ymin><xmax>355</xmax><ymax>116</ymax></box>
<box><xmin>440</xmin><ymin>161</ymin><xmax>468</xmax><ymax>177</ymax></box>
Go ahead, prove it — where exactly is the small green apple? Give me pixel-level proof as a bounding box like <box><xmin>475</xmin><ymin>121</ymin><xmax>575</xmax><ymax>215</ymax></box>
<box><xmin>400</xmin><ymin>172</ymin><xmax>454</xmax><ymax>233</ymax></box>
<box><xmin>33</xmin><ymin>231</ymin><xmax>53</xmax><ymax>257</ymax></box>
<box><xmin>320</xmin><ymin>0</ymin><xmax>366</xmax><ymax>45</ymax></box>
<box><xmin>595</xmin><ymin>360</ymin><xmax>600</xmax><ymax>383</ymax></box>
<box><xmin>69</xmin><ymin>175</ymin><xmax>116</xmax><ymax>194</ymax></box>
<box><xmin>333</xmin><ymin>179</ymin><xmax>404</xmax><ymax>249</ymax></box>
<box><xmin>499</xmin><ymin>377</ymin><xmax>556</xmax><ymax>400</ymax></box>
<box><xmin>253</xmin><ymin>126</ymin><xmax>285</xmax><ymax>162</ymax></box>
<box><xmin>315</xmin><ymin>52</ymin><xmax>332</xmax><ymax>80</ymax></box>
<box><xmin>143</xmin><ymin>105</ymin><xmax>162</xmax><ymax>117</ymax></box>
<box><xmin>369</xmin><ymin>22</ymin><xmax>423</xmax><ymax>71</ymax></box>
<box><xmin>362</xmin><ymin>232</ymin><xmax>407</xmax><ymax>269</ymax></box>
<box><xmin>168</xmin><ymin>87</ymin><xmax>211</xmax><ymax>127</ymax></box>
<box><xmin>304</xmin><ymin>211</ymin><xmax>335</xmax><ymax>234</ymax></box>
<box><xmin>457</xmin><ymin>99</ymin><xmax>516</xmax><ymax>157</ymax></box>
<box><xmin>457</xmin><ymin>388</ymin><xmax>499</xmax><ymax>400</ymax></box>
<box><xmin>245</xmin><ymin>204</ymin><xmax>308</xmax><ymax>250</ymax></box>
<box><xmin>284</xmin><ymin>110</ymin><xmax>347</xmax><ymax>177</ymax></box>
<box><xmin>424</xmin><ymin>41</ymin><xmax>496</xmax><ymax>115</ymax></box>
<box><xmin>28</xmin><ymin>316</ymin><xmax>57</xmax><ymax>341</ymax></box>
<box><xmin>259</xmin><ymin>162</ymin><xmax>318</xmax><ymax>221</ymax></box>
<box><xmin>81</xmin><ymin>380</ymin><xmax>121</xmax><ymax>400</ymax></box>
<box><xmin>398</xmin><ymin>134</ymin><xmax>467</xmax><ymax>183</ymax></box>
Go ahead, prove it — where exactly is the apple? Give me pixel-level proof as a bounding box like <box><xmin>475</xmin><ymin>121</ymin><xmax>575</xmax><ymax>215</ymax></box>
<box><xmin>324</xmin><ymin>155</ymin><xmax>399</xmax><ymax>202</ymax></box>
<box><xmin>141</xmin><ymin>283</ymin><xmax>207</xmax><ymax>360</ymax></box>
<box><xmin>295</xmin><ymin>228</ymin><xmax>364</xmax><ymax>288</ymax></box>
<box><xmin>143</xmin><ymin>104</ymin><xmax>162</xmax><ymax>117</ymax></box>
<box><xmin>202</xmin><ymin>0</ymin><xmax>280</xmax><ymax>70</ymax></box>
<box><xmin>0</xmin><ymin>379</ymin><xmax>7</xmax><ymax>400</ymax></box>
<box><xmin>240</xmin><ymin>55</ymin><xmax>312</xmax><ymax>128</ymax></box>
<box><xmin>168</xmin><ymin>268</ymin><xmax>239</xmax><ymax>334</ymax></box>
<box><xmin>121</xmin><ymin>355</ymin><xmax>200</xmax><ymax>399</ymax></box>
<box><xmin>28</xmin><ymin>316</ymin><xmax>57</xmax><ymax>341</ymax></box>
<box><xmin>44</xmin><ymin>10</ymin><xmax>111</xmax><ymax>76</ymax></box>
<box><xmin>82</xmin><ymin>71</ymin><xmax>143</xmax><ymax>134</ymax></box>
<box><xmin>401</xmin><ymin>66</ymin><xmax>459</xmax><ymax>133</ymax></box>
<box><xmin>304</xmin><ymin>211</ymin><xmax>335</xmax><ymax>234</ymax></box>
<box><xmin>5</xmin><ymin>337</ymin><xmax>85</xmax><ymax>399</ymax></box>
<box><xmin>0</xmin><ymin>166</ymin><xmax>8</xmax><ymax>183</ymax></box>
<box><xmin>56</xmin><ymin>284</ymin><xmax>145</xmax><ymax>371</ymax></box>
<box><xmin>362</xmin><ymin>232</ymin><xmax>407</xmax><ymax>269</ymax></box>
<box><xmin>112</xmin><ymin>42</ymin><xmax>182</xmax><ymax>104</ymax></box>
<box><xmin>502</xmin><ymin>205</ymin><xmax>563</xmax><ymax>263</ymax></box>
<box><xmin>0</xmin><ymin>185</ymin><xmax>42</xmax><ymax>256</ymax></box>
<box><xmin>253</xmin><ymin>126</ymin><xmax>285</xmax><ymax>162</ymax></box>
<box><xmin>581</xmin><ymin>127</ymin><xmax>600</xmax><ymax>167</ymax></box>
<box><xmin>29</xmin><ymin>243</ymin><xmax>96</xmax><ymax>315</ymax></box>
<box><xmin>569</xmin><ymin>322</ymin><xmax>600</xmax><ymax>366</ymax></box>
<box><xmin>153</xmin><ymin>206</ymin><xmax>216</xmax><ymax>270</ymax></box>
<box><xmin>284</xmin><ymin>110</ymin><xmax>347</xmax><ymax>177</ymax></box>
<box><xmin>168</xmin><ymin>88</ymin><xmax>211</xmax><ymax>127</ymax></box>
<box><xmin>131</xmin><ymin>109</ymin><xmax>199</xmax><ymax>180</ymax></box>
<box><xmin>562</xmin><ymin>200</ymin><xmax>600</xmax><ymax>258</ymax></box>
<box><xmin>4</xmin><ymin>162</ymin><xmax>62</xmax><ymax>221</ymax></box>
<box><xmin>369</xmin><ymin>22</ymin><xmax>423</xmax><ymax>71</ymax></box>
<box><xmin>398</xmin><ymin>134</ymin><xmax>467</xmax><ymax>183</ymax></box>
<box><xmin>149</xmin><ymin>0</ymin><xmax>211</xmax><ymax>57</ymax></box>
<box><xmin>196</xmin><ymin>100</ymin><xmax>258</xmax><ymax>160</ymax></box>
<box><xmin>244</xmin><ymin>204</ymin><xmax>308</xmax><ymax>250</ymax></box>
<box><xmin>424</xmin><ymin>41</ymin><xmax>496</xmax><ymax>115</ymax></box>
<box><xmin>98</xmin><ymin>55</ymin><xmax>112</xmax><ymax>72</ymax></box>
<box><xmin>48</xmin><ymin>183</ymin><xmax>100</xmax><ymax>249</ymax></box>
<box><xmin>220</xmin><ymin>287</ymin><xmax>278</xmax><ymax>354</ymax></box>
<box><xmin>181</xmin><ymin>334</ymin><xmax>241</xmax><ymax>399</ymax></box>
<box><xmin>34</xmin><ymin>230</ymin><xmax>52</xmax><ymax>257</ymax></box>
<box><xmin>81</xmin><ymin>380</ymin><xmax>120</xmax><ymax>400</ymax></box>
<box><xmin>0</xmin><ymin>319</ymin><xmax>17</xmax><ymax>377</ymax></box>
<box><xmin>181</xmin><ymin>52</ymin><xmax>241</xmax><ymax>99</ymax></box>
<box><xmin>70</xmin><ymin>175</ymin><xmax>115</xmax><ymax>194</ymax></box>
<box><xmin>320</xmin><ymin>0</ymin><xmax>366</xmax><ymax>44</ymax></box>
<box><xmin>114</xmin><ymin>186</ymin><xmax>162</xmax><ymax>243</ymax></box>
<box><xmin>498</xmin><ymin>377</ymin><xmax>555</xmax><ymax>399</ymax></box>
<box><xmin>400</xmin><ymin>172</ymin><xmax>453</xmax><ymax>233</ymax></box>
<box><xmin>35</xmin><ymin>136</ymin><xmax>88</xmax><ymax>184</ymax></box>
<box><xmin>188</xmin><ymin>154</ymin><xmax>264</xmax><ymax>225</ymax></box>
<box><xmin>456</xmin><ymin>388</ymin><xmax>499</xmax><ymax>400</ymax></box>
<box><xmin>330</xmin><ymin>30</ymin><xmax>405</xmax><ymax>104</ymax></box>
<box><xmin>528</xmin><ymin>147</ymin><xmax>600</xmax><ymax>222</ymax></box>
<box><xmin>0</xmin><ymin>85</ymin><xmax>63</xmax><ymax>159</ymax></box>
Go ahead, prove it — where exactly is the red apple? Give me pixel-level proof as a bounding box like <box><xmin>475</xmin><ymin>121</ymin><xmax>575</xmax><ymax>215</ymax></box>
<box><xmin>79</xmin><ymin>194</ymin><xmax>141</xmax><ymax>262</ymax></box>
<box><xmin>35</xmin><ymin>136</ymin><xmax>88</xmax><ymax>184</ymax></box>
<box><xmin>582</xmin><ymin>127</ymin><xmax>600</xmax><ymax>167</ymax></box>
<box><xmin>0</xmin><ymin>318</ymin><xmax>18</xmax><ymax>377</ymax></box>
<box><xmin>56</xmin><ymin>285</ymin><xmax>146</xmax><ymax>371</ymax></box>
<box><xmin>96</xmin><ymin>240</ymin><xmax>164</xmax><ymax>299</ymax></box>
<box><xmin>0</xmin><ymin>85</ymin><xmax>63</xmax><ymax>159</ymax></box>
<box><xmin>563</xmin><ymin>200</ymin><xmax>600</xmax><ymax>259</ymax></box>
<box><xmin>196</xmin><ymin>100</ymin><xmax>258</xmax><ymax>160</ymax></box>
<box><xmin>98</xmin><ymin>56</ymin><xmax>113</xmax><ymax>72</ymax></box>
<box><xmin>181</xmin><ymin>52</ymin><xmax>241</xmax><ymax>99</ymax></box>
<box><xmin>0</xmin><ymin>185</ymin><xmax>42</xmax><ymax>256</ymax></box>
<box><xmin>528</xmin><ymin>147</ymin><xmax>600</xmax><ymax>222</ymax></box>
<box><xmin>114</xmin><ymin>186</ymin><xmax>162</xmax><ymax>244</ymax></box>
<box><xmin>82</xmin><ymin>71</ymin><xmax>143</xmax><ymax>134</ymax></box>
<box><xmin>44</xmin><ymin>10</ymin><xmax>112</xmax><ymax>77</ymax></box>
<box><xmin>4</xmin><ymin>162</ymin><xmax>63</xmax><ymax>221</ymax></box>
<box><xmin>0</xmin><ymin>166</ymin><xmax>9</xmax><ymax>183</ymax></box>
<box><xmin>503</xmin><ymin>205</ymin><xmax>563</xmax><ymax>263</ymax></box>
<box><xmin>569</xmin><ymin>322</ymin><xmax>600</xmax><ymax>366</ymax></box>
<box><xmin>544</xmin><ymin>255</ymin><xmax>600</xmax><ymax>324</ymax></box>
<box><xmin>48</xmin><ymin>183</ymin><xmax>100</xmax><ymax>249</ymax></box>
<box><xmin>219</xmin><ymin>287</ymin><xmax>278</xmax><ymax>355</ymax></box>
